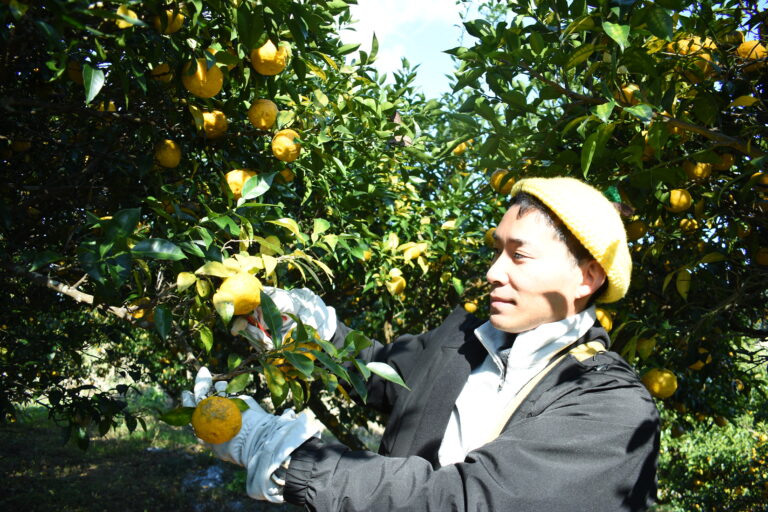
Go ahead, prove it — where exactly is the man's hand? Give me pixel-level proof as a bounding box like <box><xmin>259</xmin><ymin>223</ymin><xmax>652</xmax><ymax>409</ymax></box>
<box><xmin>182</xmin><ymin>367</ymin><xmax>320</xmax><ymax>502</ymax></box>
<box><xmin>230</xmin><ymin>286</ymin><xmax>337</xmax><ymax>350</ymax></box>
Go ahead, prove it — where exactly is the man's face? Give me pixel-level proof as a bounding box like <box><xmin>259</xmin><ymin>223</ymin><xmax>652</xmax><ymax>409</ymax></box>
<box><xmin>487</xmin><ymin>205</ymin><xmax>588</xmax><ymax>333</ymax></box>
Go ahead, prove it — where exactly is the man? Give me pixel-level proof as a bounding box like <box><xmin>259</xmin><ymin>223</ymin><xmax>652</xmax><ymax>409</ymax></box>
<box><xmin>184</xmin><ymin>176</ymin><xmax>660</xmax><ymax>511</ymax></box>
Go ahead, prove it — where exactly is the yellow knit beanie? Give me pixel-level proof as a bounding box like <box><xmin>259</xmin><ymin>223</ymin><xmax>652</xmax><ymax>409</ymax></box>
<box><xmin>510</xmin><ymin>177</ymin><xmax>632</xmax><ymax>303</ymax></box>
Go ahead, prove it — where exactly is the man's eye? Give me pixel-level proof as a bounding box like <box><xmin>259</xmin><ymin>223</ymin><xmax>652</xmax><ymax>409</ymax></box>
<box><xmin>513</xmin><ymin>252</ymin><xmax>525</xmax><ymax>259</ymax></box>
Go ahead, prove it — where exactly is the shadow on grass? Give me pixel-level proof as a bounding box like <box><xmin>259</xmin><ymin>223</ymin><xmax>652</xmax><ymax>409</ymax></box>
<box><xmin>0</xmin><ymin>418</ymin><xmax>297</xmax><ymax>511</ymax></box>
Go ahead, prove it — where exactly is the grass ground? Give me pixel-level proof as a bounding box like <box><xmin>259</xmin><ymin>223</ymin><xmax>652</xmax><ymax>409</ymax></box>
<box><xmin>0</xmin><ymin>405</ymin><xmax>296</xmax><ymax>511</ymax></box>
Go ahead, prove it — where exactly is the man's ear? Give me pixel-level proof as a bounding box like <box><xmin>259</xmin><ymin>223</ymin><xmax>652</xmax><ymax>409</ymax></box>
<box><xmin>576</xmin><ymin>260</ymin><xmax>607</xmax><ymax>300</ymax></box>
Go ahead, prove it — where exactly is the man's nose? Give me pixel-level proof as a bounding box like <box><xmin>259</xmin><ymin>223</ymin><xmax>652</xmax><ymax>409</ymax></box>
<box><xmin>486</xmin><ymin>255</ymin><xmax>505</xmax><ymax>285</ymax></box>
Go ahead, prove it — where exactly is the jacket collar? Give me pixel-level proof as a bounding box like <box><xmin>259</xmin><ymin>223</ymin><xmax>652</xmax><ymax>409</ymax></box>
<box><xmin>474</xmin><ymin>306</ymin><xmax>598</xmax><ymax>373</ymax></box>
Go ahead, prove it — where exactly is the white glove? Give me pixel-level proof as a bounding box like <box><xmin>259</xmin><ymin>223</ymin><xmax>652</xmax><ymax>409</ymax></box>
<box><xmin>182</xmin><ymin>367</ymin><xmax>320</xmax><ymax>502</ymax></box>
<box><xmin>230</xmin><ymin>286</ymin><xmax>337</xmax><ymax>350</ymax></box>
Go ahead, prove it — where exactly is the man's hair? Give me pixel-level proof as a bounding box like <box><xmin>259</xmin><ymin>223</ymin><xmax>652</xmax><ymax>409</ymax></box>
<box><xmin>509</xmin><ymin>192</ymin><xmax>609</xmax><ymax>304</ymax></box>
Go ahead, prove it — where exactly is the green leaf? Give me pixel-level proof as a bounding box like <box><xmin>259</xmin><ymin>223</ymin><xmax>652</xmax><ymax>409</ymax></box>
<box><xmin>313</xmin><ymin>88</ymin><xmax>329</xmax><ymax>107</ymax></box>
<box><xmin>268</xmin><ymin>218</ymin><xmax>302</xmax><ymax>239</ymax></box>
<box><xmin>646</xmin><ymin>7</ymin><xmax>673</xmax><ymax>41</ymax></box>
<box><xmin>593</xmin><ymin>100</ymin><xmax>615</xmax><ymax>123</ymax></box>
<box><xmin>284</xmin><ymin>352</ymin><xmax>315</xmax><ymax>378</ymax></box>
<box><xmin>132</xmin><ymin>239</ymin><xmax>186</xmax><ymax>261</ymax></box>
<box><xmin>159</xmin><ymin>407</ymin><xmax>194</xmax><ymax>426</ymax></box>
<box><xmin>263</xmin><ymin>363</ymin><xmax>288</xmax><ymax>407</ymax></box>
<box><xmin>83</xmin><ymin>63</ymin><xmax>104</xmax><ymax>104</ymax></box>
<box><xmin>231</xmin><ymin>398</ymin><xmax>250</xmax><ymax>412</ymax></box>
<box><xmin>241</xmin><ymin>172</ymin><xmax>276</xmax><ymax>201</ymax></box>
<box><xmin>344</xmin><ymin>330</ymin><xmax>372</xmax><ymax>354</ymax></box>
<box><xmin>624</xmin><ymin>104</ymin><xmax>654</xmax><ymax>123</ymax></box>
<box><xmin>602</xmin><ymin>22</ymin><xmax>630</xmax><ymax>51</ymax></box>
<box><xmin>370</xmin><ymin>32</ymin><xmax>379</xmax><ymax>61</ymax></box>
<box><xmin>367</xmin><ymin>362</ymin><xmax>409</xmax><ymax>389</ymax></box>
<box><xmin>581</xmin><ymin>131</ymin><xmax>599</xmax><ymax>177</ymax></box>
<box><xmin>29</xmin><ymin>250</ymin><xmax>63</xmax><ymax>272</ymax></box>
<box><xmin>338</xmin><ymin>43</ymin><xmax>361</xmax><ymax>55</ymax></box>
<box><xmin>213</xmin><ymin>295</ymin><xmax>234</xmax><ymax>324</ymax></box>
<box><xmin>154</xmin><ymin>305</ymin><xmax>171</xmax><ymax>339</ymax></box>
<box><xmin>452</xmin><ymin>277</ymin><xmax>464</xmax><ymax>296</ymax></box>
<box><xmin>565</xmin><ymin>43</ymin><xmax>595</xmax><ymax>69</ymax></box>
<box><xmin>104</xmin><ymin>208</ymin><xmax>141</xmax><ymax>241</ymax></box>
<box><xmin>198</xmin><ymin>325</ymin><xmax>213</xmax><ymax>352</ymax></box>
<box><xmin>226</xmin><ymin>373</ymin><xmax>252</xmax><ymax>394</ymax></box>
<box><xmin>228</xmin><ymin>353</ymin><xmax>243</xmax><ymax>371</ymax></box>
<box><xmin>259</xmin><ymin>291</ymin><xmax>284</xmax><ymax>348</ymax></box>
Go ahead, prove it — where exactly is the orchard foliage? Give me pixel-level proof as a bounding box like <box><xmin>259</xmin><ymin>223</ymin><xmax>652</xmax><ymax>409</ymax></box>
<box><xmin>2</xmin><ymin>0</ymin><xmax>768</xmax><ymax>507</ymax></box>
<box><xmin>0</xmin><ymin>0</ymin><xmax>500</xmax><ymax>447</ymax></box>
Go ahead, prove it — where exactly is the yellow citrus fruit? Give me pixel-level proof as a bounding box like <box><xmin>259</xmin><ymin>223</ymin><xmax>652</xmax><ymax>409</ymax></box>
<box><xmin>615</xmin><ymin>84</ymin><xmax>640</xmax><ymax>105</ymax></box>
<box><xmin>225</xmin><ymin>169</ymin><xmax>257</xmax><ymax>200</ymax></box>
<box><xmin>595</xmin><ymin>307</ymin><xmax>613</xmax><ymax>332</ymax></box>
<box><xmin>490</xmin><ymin>169</ymin><xmax>514</xmax><ymax>194</ymax></box>
<box><xmin>453</xmin><ymin>141</ymin><xmax>468</xmax><ymax>156</ymax></box>
<box><xmin>250</xmin><ymin>40</ymin><xmax>289</xmax><ymax>76</ymax></box>
<box><xmin>182</xmin><ymin>58</ymin><xmax>223</xmax><ymax>99</ymax></box>
<box><xmin>191</xmin><ymin>396</ymin><xmax>242</xmax><ymax>444</ymax></box>
<box><xmin>636</xmin><ymin>337</ymin><xmax>656</xmax><ymax>360</ymax></box>
<box><xmin>362</xmin><ymin>249</ymin><xmax>372</xmax><ymax>261</ymax></box>
<box><xmin>271</xmin><ymin>129</ymin><xmax>301</xmax><ymax>162</ymax></box>
<box><xmin>150</xmin><ymin>63</ymin><xmax>173</xmax><ymax>83</ymax></box>
<box><xmin>67</xmin><ymin>60</ymin><xmax>83</xmax><ymax>85</ymax></box>
<box><xmin>97</xmin><ymin>100</ymin><xmax>117</xmax><ymax>112</ymax></box>
<box><xmin>754</xmin><ymin>247</ymin><xmax>768</xmax><ymax>266</ymax></box>
<box><xmin>463</xmin><ymin>301</ymin><xmax>478</xmax><ymax>314</ymax></box>
<box><xmin>712</xmin><ymin>153</ymin><xmax>734</xmax><ymax>171</ymax></box>
<box><xmin>154</xmin><ymin>139</ymin><xmax>181</xmax><ymax>168</ymax></box>
<box><xmin>641</xmin><ymin>368</ymin><xmax>678</xmax><ymax>399</ymax></box>
<box><xmin>385</xmin><ymin>268</ymin><xmax>406</xmax><ymax>296</ymax></box>
<box><xmin>278</xmin><ymin>168</ymin><xmax>295</xmax><ymax>184</ymax></box>
<box><xmin>10</xmin><ymin>140</ymin><xmax>32</xmax><ymax>152</ymax></box>
<box><xmin>128</xmin><ymin>297</ymin><xmax>154</xmax><ymax>322</ymax></box>
<box><xmin>247</xmin><ymin>99</ymin><xmax>278</xmax><ymax>130</ymax></box>
<box><xmin>214</xmin><ymin>271</ymin><xmax>262</xmax><ymax>315</ymax></box>
<box><xmin>484</xmin><ymin>227</ymin><xmax>496</xmax><ymax>248</ymax></box>
<box><xmin>683</xmin><ymin>161</ymin><xmax>712</xmax><ymax>181</ymax></box>
<box><xmin>153</xmin><ymin>9</ymin><xmax>185</xmax><ymax>34</ymax></box>
<box><xmin>202</xmin><ymin>110</ymin><xmax>228</xmax><ymax>139</ymax></box>
<box><xmin>116</xmin><ymin>5</ymin><xmax>137</xmax><ymax>29</ymax></box>
<box><xmin>667</xmin><ymin>189</ymin><xmax>692</xmax><ymax>213</ymax></box>
<box><xmin>737</xmin><ymin>40</ymin><xmax>767</xmax><ymax>72</ymax></box>
<box><xmin>626</xmin><ymin>220</ymin><xmax>647</xmax><ymax>241</ymax></box>
<box><xmin>679</xmin><ymin>218</ymin><xmax>699</xmax><ymax>235</ymax></box>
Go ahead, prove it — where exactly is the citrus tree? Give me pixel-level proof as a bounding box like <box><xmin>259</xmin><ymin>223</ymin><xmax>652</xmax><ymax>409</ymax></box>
<box><xmin>450</xmin><ymin>0</ymin><xmax>767</xmax><ymax>508</ymax></box>
<box><xmin>0</xmin><ymin>0</ymin><xmax>505</xmax><ymax>449</ymax></box>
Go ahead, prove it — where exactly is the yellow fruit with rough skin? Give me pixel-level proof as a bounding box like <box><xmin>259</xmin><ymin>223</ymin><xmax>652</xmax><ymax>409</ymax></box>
<box><xmin>667</xmin><ymin>189</ymin><xmax>692</xmax><ymax>213</ymax></box>
<box><xmin>150</xmin><ymin>63</ymin><xmax>173</xmax><ymax>83</ymax></box>
<box><xmin>626</xmin><ymin>220</ymin><xmax>647</xmax><ymax>241</ymax></box>
<box><xmin>250</xmin><ymin>40</ymin><xmax>289</xmax><ymax>75</ymax></box>
<box><xmin>182</xmin><ymin>58</ymin><xmax>223</xmax><ymax>99</ymax></box>
<box><xmin>247</xmin><ymin>99</ymin><xmax>278</xmax><ymax>130</ymax></box>
<box><xmin>712</xmin><ymin>153</ymin><xmax>735</xmax><ymax>171</ymax></box>
<box><xmin>202</xmin><ymin>110</ymin><xmax>228</xmax><ymax>139</ymax></box>
<box><xmin>755</xmin><ymin>247</ymin><xmax>768</xmax><ymax>266</ymax></box>
<box><xmin>154</xmin><ymin>139</ymin><xmax>181</xmax><ymax>168</ymax></box>
<box><xmin>641</xmin><ymin>368</ymin><xmax>678</xmax><ymax>399</ymax></box>
<box><xmin>737</xmin><ymin>41</ymin><xmax>767</xmax><ymax>72</ymax></box>
<box><xmin>277</xmin><ymin>168</ymin><xmax>295</xmax><ymax>184</ymax></box>
<box><xmin>116</xmin><ymin>5</ymin><xmax>137</xmax><ymax>29</ymax></box>
<box><xmin>271</xmin><ymin>129</ymin><xmax>301</xmax><ymax>162</ymax></box>
<box><xmin>67</xmin><ymin>60</ymin><xmax>84</xmax><ymax>85</ymax></box>
<box><xmin>636</xmin><ymin>337</ymin><xmax>656</xmax><ymax>360</ymax></box>
<box><xmin>490</xmin><ymin>169</ymin><xmax>515</xmax><ymax>194</ymax></box>
<box><xmin>215</xmin><ymin>272</ymin><xmax>262</xmax><ymax>315</ymax></box>
<box><xmin>225</xmin><ymin>169</ymin><xmax>257</xmax><ymax>200</ymax></box>
<box><xmin>453</xmin><ymin>142</ymin><xmax>468</xmax><ymax>156</ymax></box>
<box><xmin>10</xmin><ymin>140</ymin><xmax>32</xmax><ymax>152</ymax></box>
<box><xmin>684</xmin><ymin>161</ymin><xmax>712</xmax><ymax>181</ymax></box>
<box><xmin>595</xmin><ymin>308</ymin><xmax>613</xmax><ymax>332</ymax></box>
<box><xmin>153</xmin><ymin>9</ymin><xmax>185</xmax><ymax>34</ymax></box>
<box><xmin>679</xmin><ymin>218</ymin><xmax>699</xmax><ymax>235</ymax></box>
<box><xmin>191</xmin><ymin>396</ymin><xmax>242</xmax><ymax>444</ymax></box>
<box><xmin>484</xmin><ymin>227</ymin><xmax>496</xmax><ymax>248</ymax></box>
<box><xmin>463</xmin><ymin>301</ymin><xmax>478</xmax><ymax>314</ymax></box>
<box><xmin>615</xmin><ymin>84</ymin><xmax>640</xmax><ymax>105</ymax></box>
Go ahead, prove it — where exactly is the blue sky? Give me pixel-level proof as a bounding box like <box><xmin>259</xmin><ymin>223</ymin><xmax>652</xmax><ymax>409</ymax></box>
<box><xmin>339</xmin><ymin>0</ymin><xmax>472</xmax><ymax>98</ymax></box>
